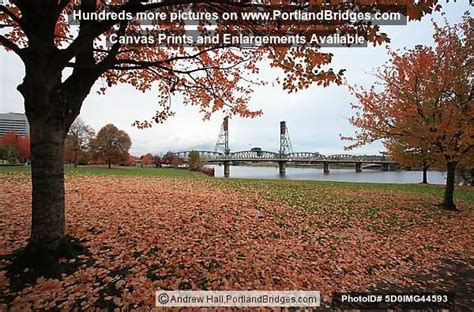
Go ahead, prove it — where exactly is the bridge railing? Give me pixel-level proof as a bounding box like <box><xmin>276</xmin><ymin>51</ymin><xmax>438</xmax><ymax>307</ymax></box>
<box><xmin>174</xmin><ymin>151</ymin><xmax>391</xmax><ymax>162</ymax></box>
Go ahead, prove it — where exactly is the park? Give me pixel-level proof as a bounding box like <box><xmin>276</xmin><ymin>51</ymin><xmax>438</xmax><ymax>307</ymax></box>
<box><xmin>0</xmin><ymin>0</ymin><xmax>473</xmax><ymax>310</ymax></box>
<box><xmin>1</xmin><ymin>166</ymin><xmax>473</xmax><ymax>309</ymax></box>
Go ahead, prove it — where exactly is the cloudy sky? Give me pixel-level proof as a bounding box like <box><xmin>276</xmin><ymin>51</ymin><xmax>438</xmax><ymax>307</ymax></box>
<box><xmin>1</xmin><ymin>2</ymin><xmax>471</xmax><ymax>156</ymax></box>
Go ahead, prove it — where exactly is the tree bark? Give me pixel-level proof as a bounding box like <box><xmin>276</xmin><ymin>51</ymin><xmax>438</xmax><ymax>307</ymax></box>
<box><xmin>28</xmin><ymin>118</ymin><xmax>66</xmax><ymax>253</ymax></box>
<box><xmin>108</xmin><ymin>159</ymin><xmax>112</xmax><ymax>169</ymax></box>
<box><xmin>74</xmin><ymin>149</ymin><xmax>78</xmax><ymax>167</ymax></box>
<box><xmin>442</xmin><ymin>161</ymin><xmax>458</xmax><ymax>210</ymax></box>
<box><xmin>19</xmin><ymin>58</ymin><xmax>79</xmax><ymax>257</ymax></box>
<box><xmin>421</xmin><ymin>164</ymin><xmax>428</xmax><ymax>184</ymax></box>
<box><xmin>13</xmin><ymin>1</ymin><xmax>99</xmax><ymax>261</ymax></box>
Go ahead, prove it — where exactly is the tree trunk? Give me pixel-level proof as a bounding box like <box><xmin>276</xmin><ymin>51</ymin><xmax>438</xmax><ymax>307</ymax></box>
<box><xmin>470</xmin><ymin>168</ymin><xmax>474</xmax><ymax>187</ymax></box>
<box><xmin>108</xmin><ymin>159</ymin><xmax>112</xmax><ymax>169</ymax></box>
<box><xmin>421</xmin><ymin>164</ymin><xmax>428</xmax><ymax>184</ymax></box>
<box><xmin>442</xmin><ymin>161</ymin><xmax>458</xmax><ymax>210</ymax></box>
<box><xmin>15</xmin><ymin>10</ymin><xmax>97</xmax><ymax>261</ymax></box>
<box><xmin>74</xmin><ymin>149</ymin><xmax>78</xmax><ymax>167</ymax></box>
<box><xmin>28</xmin><ymin>119</ymin><xmax>66</xmax><ymax>254</ymax></box>
<box><xmin>20</xmin><ymin>61</ymin><xmax>79</xmax><ymax>258</ymax></box>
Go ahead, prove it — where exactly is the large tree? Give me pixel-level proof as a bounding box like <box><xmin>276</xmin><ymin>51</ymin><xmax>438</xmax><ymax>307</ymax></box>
<box><xmin>0</xmin><ymin>0</ymin><xmax>446</xmax><ymax>257</ymax></box>
<box><xmin>91</xmin><ymin>124</ymin><xmax>132</xmax><ymax>168</ymax></box>
<box><xmin>344</xmin><ymin>15</ymin><xmax>473</xmax><ymax>210</ymax></box>
<box><xmin>64</xmin><ymin>118</ymin><xmax>95</xmax><ymax>167</ymax></box>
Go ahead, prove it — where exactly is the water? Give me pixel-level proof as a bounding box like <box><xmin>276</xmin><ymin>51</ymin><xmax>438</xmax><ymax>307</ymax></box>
<box><xmin>210</xmin><ymin>165</ymin><xmax>447</xmax><ymax>184</ymax></box>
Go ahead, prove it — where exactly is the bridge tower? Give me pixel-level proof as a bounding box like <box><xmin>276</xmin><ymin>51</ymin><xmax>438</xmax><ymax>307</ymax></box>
<box><xmin>215</xmin><ymin>117</ymin><xmax>230</xmax><ymax>178</ymax></box>
<box><xmin>278</xmin><ymin>121</ymin><xmax>293</xmax><ymax>176</ymax></box>
<box><xmin>214</xmin><ymin>117</ymin><xmax>230</xmax><ymax>155</ymax></box>
<box><xmin>279</xmin><ymin>121</ymin><xmax>293</xmax><ymax>156</ymax></box>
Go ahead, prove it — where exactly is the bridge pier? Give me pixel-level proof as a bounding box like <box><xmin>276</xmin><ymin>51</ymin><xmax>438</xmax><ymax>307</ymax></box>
<box><xmin>278</xmin><ymin>161</ymin><xmax>286</xmax><ymax>176</ymax></box>
<box><xmin>223</xmin><ymin>161</ymin><xmax>230</xmax><ymax>178</ymax></box>
<box><xmin>355</xmin><ymin>162</ymin><xmax>362</xmax><ymax>173</ymax></box>
<box><xmin>323</xmin><ymin>162</ymin><xmax>330</xmax><ymax>174</ymax></box>
<box><xmin>382</xmin><ymin>163</ymin><xmax>390</xmax><ymax>171</ymax></box>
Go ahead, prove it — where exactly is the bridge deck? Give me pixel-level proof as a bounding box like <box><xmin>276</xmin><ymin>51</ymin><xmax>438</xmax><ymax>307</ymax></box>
<box><xmin>205</xmin><ymin>159</ymin><xmax>397</xmax><ymax>164</ymax></box>
<box><xmin>174</xmin><ymin>150</ymin><xmax>397</xmax><ymax>165</ymax></box>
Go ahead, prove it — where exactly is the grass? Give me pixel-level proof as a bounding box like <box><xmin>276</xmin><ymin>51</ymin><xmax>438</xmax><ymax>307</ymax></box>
<box><xmin>1</xmin><ymin>165</ymin><xmax>472</xmax><ymax>203</ymax></box>
<box><xmin>0</xmin><ymin>165</ymin><xmax>202</xmax><ymax>178</ymax></box>
<box><xmin>209</xmin><ymin>178</ymin><xmax>473</xmax><ymax>234</ymax></box>
<box><xmin>215</xmin><ymin>178</ymin><xmax>474</xmax><ymax>205</ymax></box>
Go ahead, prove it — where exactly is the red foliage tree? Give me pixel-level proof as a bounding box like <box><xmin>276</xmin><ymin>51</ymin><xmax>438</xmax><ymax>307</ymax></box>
<box><xmin>91</xmin><ymin>124</ymin><xmax>132</xmax><ymax>169</ymax></box>
<box><xmin>141</xmin><ymin>153</ymin><xmax>153</xmax><ymax>167</ymax></box>
<box><xmin>0</xmin><ymin>131</ymin><xmax>17</xmax><ymax>146</ymax></box>
<box><xmin>0</xmin><ymin>131</ymin><xmax>31</xmax><ymax>162</ymax></box>
<box><xmin>171</xmin><ymin>156</ymin><xmax>184</xmax><ymax>168</ymax></box>
<box><xmin>344</xmin><ymin>16</ymin><xmax>473</xmax><ymax>210</ymax></box>
<box><xmin>15</xmin><ymin>135</ymin><xmax>30</xmax><ymax>161</ymax></box>
<box><xmin>128</xmin><ymin>155</ymin><xmax>137</xmax><ymax>166</ymax></box>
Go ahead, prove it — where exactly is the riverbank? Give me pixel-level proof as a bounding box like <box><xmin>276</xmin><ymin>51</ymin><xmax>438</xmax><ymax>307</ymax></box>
<box><xmin>0</xmin><ymin>165</ymin><xmax>471</xmax><ymax>202</ymax></box>
<box><xmin>0</xmin><ymin>172</ymin><xmax>472</xmax><ymax>309</ymax></box>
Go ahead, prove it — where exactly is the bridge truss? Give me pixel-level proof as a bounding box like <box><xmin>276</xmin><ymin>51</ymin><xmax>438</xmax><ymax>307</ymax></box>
<box><xmin>175</xmin><ymin>150</ymin><xmax>392</xmax><ymax>163</ymax></box>
<box><xmin>174</xmin><ymin>118</ymin><xmax>395</xmax><ymax>164</ymax></box>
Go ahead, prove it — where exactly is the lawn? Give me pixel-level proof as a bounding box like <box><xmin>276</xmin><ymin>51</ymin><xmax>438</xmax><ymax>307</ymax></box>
<box><xmin>0</xmin><ymin>165</ymin><xmax>202</xmax><ymax>178</ymax></box>
<box><xmin>0</xmin><ymin>170</ymin><xmax>472</xmax><ymax>309</ymax></box>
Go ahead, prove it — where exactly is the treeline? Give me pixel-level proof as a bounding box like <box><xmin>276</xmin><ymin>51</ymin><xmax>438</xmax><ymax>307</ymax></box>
<box><xmin>64</xmin><ymin>119</ymin><xmax>191</xmax><ymax>170</ymax></box>
<box><xmin>137</xmin><ymin>151</ymin><xmax>215</xmax><ymax>176</ymax></box>
<box><xmin>135</xmin><ymin>152</ymin><xmax>184</xmax><ymax>168</ymax></box>
<box><xmin>0</xmin><ymin>118</ymin><xmax>211</xmax><ymax>173</ymax></box>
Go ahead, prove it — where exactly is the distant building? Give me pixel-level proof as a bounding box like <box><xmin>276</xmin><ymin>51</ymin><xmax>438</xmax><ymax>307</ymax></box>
<box><xmin>0</xmin><ymin>113</ymin><xmax>30</xmax><ymax>137</ymax></box>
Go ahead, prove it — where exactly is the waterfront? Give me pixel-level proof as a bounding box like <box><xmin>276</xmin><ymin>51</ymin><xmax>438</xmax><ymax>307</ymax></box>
<box><xmin>211</xmin><ymin>165</ymin><xmax>447</xmax><ymax>184</ymax></box>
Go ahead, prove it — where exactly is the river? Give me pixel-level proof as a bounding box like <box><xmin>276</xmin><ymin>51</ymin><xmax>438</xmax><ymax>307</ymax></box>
<box><xmin>209</xmin><ymin>165</ymin><xmax>447</xmax><ymax>184</ymax></box>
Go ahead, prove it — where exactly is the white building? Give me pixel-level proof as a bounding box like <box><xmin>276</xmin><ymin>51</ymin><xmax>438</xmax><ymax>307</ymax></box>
<box><xmin>0</xmin><ymin>113</ymin><xmax>30</xmax><ymax>137</ymax></box>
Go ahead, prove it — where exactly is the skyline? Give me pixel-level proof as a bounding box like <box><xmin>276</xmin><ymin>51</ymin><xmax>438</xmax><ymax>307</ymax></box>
<box><xmin>1</xmin><ymin>2</ymin><xmax>471</xmax><ymax>156</ymax></box>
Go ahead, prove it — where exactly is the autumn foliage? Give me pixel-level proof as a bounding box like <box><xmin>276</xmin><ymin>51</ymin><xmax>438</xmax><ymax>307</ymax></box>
<box><xmin>344</xmin><ymin>16</ymin><xmax>473</xmax><ymax>209</ymax></box>
<box><xmin>0</xmin><ymin>131</ymin><xmax>30</xmax><ymax>163</ymax></box>
<box><xmin>140</xmin><ymin>153</ymin><xmax>153</xmax><ymax>166</ymax></box>
<box><xmin>0</xmin><ymin>174</ymin><xmax>472</xmax><ymax>309</ymax></box>
<box><xmin>90</xmin><ymin>124</ymin><xmax>132</xmax><ymax>168</ymax></box>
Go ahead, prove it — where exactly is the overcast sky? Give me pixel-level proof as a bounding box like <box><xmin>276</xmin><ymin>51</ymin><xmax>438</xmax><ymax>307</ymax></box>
<box><xmin>1</xmin><ymin>2</ymin><xmax>471</xmax><ymax>156</ymax></box>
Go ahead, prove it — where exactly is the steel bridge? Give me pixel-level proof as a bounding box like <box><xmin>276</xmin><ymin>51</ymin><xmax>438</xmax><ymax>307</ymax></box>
<box><xmin>174</xmin><ymin>118</ymin><xmax>397</xmax><ymax>177</ymax></box>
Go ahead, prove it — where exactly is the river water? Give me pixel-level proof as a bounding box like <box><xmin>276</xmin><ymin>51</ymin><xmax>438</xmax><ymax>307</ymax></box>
<box><xmin>210</xmin><ymin>165</ymin><xmax>447</xmax><ymax>184</ymax></box>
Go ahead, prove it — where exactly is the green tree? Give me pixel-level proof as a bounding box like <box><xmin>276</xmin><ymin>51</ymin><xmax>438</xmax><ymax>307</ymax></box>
<box><xmin>0</xmin><ymin>146</ymin><xmax>18</xmax><ymax>164</ymax></box>
<box><xmin>188</xmin><ymin>151</ymin><xmax>202</xmax><ymax>171</ymax></box>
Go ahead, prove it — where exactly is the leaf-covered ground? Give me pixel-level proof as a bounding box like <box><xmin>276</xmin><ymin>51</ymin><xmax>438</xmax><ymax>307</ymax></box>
<box><xmin>0</xmin><ymin>173</ymin><xmax>473</xmax><ymax>310</ymax></box>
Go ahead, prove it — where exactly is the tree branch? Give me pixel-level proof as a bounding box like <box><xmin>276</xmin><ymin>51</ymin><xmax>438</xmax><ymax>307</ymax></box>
<box><xmin>0</xmin><ymin>4</ymin><xmax>23</xmax><ymax>28</ymax></box>
<box><xmin>0</xmin><ymin>34</ymin><xmax>25</xmax><ymax>59</ymax></box>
